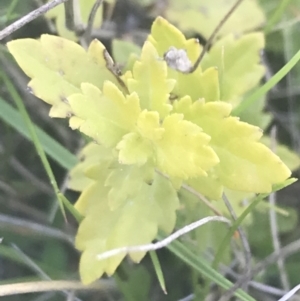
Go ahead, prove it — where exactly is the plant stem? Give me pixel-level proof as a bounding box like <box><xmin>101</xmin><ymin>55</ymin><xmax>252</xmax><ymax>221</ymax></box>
<box><xmin>0</xmin><ymin>0</ymin><xmax>69</xmax><ymax>40</ymax></box>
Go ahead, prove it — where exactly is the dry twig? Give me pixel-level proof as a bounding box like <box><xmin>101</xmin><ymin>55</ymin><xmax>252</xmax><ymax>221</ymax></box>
<box><xmin>97</xmin><ymin>216</ymin><xmax>231</xmax><ymax>261</ymax></box>
<box><xmin>0</xmin><ymin>0</ymin><xmax>70</xmax><ymax>41</ymax></box>
<box><xmin>0</xmin><ymin>280</ymin><xmax>115</xmax><ymax>297</ymax></box>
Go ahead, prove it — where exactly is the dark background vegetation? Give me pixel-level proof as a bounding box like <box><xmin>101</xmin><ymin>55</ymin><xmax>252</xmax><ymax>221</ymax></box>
<box><xmin>0</xmin><ymin>0</ymin><xmax>300</xmax><ymax>300</ymax></box>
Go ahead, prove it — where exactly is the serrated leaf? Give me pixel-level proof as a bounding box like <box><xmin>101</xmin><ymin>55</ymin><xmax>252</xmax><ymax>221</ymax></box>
<box><xmin>186</xmin><ymin>171</ymin><xmax>223</xmax><ymax>201</ymax></box>
<box><xmin>7</xmin><ymin>35</ymin><xmax>122</xmax><ymax>118</ymax></box>
<box><xmin>148</xmin><ymin>17</ymin><xmax>220</xmax><ymax>102</ymax></box>
<box><xmin>105</xmin><ymin>164</ymin><xmax>154</xmax><ymax>210</ymax></box>
<box><xmin>166</xmin><ymin>0</ymin><xmax>265</xmax><ymax>40</ymax></box>
<box><xmin>73</xmin><ymin>160</ymin><xmax>113</xmax><ymax>216</ymax></box>
<box><xmin>238</xmin><ymin>94</ymin><xmax>271</xmax><ymax>130</ymax></box>
<box><xmin>68</xmin><ymin>143</ymin><xmax>114</xmax><ymax>192</ymax></box>
<box><xmin>201</xmin><ymin>33</ymin><xmax>265</xmax><ymax>105</ymax></box>
<box><xmin>128</xmin><ymin>41</ymin><xmax>175</xmax><ymax>117</ymax></box>
<box><xmin>117</xmin><ymin>132</ymin><xmax>152</xmax><ymax>166</ymax></box>
<box><xmin>148</xmin><ymin>16</ymin><xmax>201</xmax><ymax>63</ymax></box>
<box><xmin>152</xmin><ymin>173</ymin><xmax>180</xmax><ymax>233</ymax></box>
<box><xmin>68</xmin><ymin>82</ymin><xmax>140</xmax><ymax>147</ymax></box>
<box><xmin>76</xmin><ymin>172</ymin><xmax>179</xmax><ymax>284</ymax></box>
<box><xmin>117</xmin><ymin>110</ymin><xmax>219</xmax><ymax>179</ymax></box>
<box><xmin>169</xmin><ymin>66</ymin><xmax>220</xmax><ymax>101</ymax></box>
<box><xmin>155</xmin><ymin>114</ymin><xmax>219</xmax><ymax>179</ymax></box>
<box><xmin>260</xmin><ymin>137</ymin><xmax>300</xmax><ymax>171</ymax></box>
<box><xmin>46</xmin><ymin>0</ymin><xmax>103</xmax><ymax>41</ymax></box>
<box><xmin>136</xmin><ymin>110</ymin><xmax>165</xmax><ymax>141</ymax></box>
<box><xmin>116</xmin><ymin>110</ymin><xmax>163</xmax><ymax>165</ymax></box>
<box><xmin>174</xmin><ymin>96</ymin><xmax>291</xmax><ymax>193</ymax></box>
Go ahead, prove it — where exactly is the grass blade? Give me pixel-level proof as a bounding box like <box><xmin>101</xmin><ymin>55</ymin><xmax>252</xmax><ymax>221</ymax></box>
<box><xmin>264</xmin><ymin>0</ymin><xmax>292</xmax><ymax>34</ymax></box>
<box><xmin>213</xmin><ymin>178</ymin><xmax>297</xmax><ymax>269</ymax></box>
<box><xmin>233</xmin><ymin>49</ymin><xmax>300</xmax><ymax>116</ymax></box>
<box><xmin>0</xmin><ymin>98</ymin><xmax>77</xmax><ymax>170</ymax></box>
<box><xmin>0</xmin><ymin>71</ymin><xmax>81</xmax><ymax>221</ymax></box>
<box><xmin>165</xmin><ymin>237</ymin><xmax>256</xmax><ymax>301</ymax></box>
<box><xmin>149</xmin><ymin>251</ymin><xmax>167</xmax><ymax>294</ymax></box>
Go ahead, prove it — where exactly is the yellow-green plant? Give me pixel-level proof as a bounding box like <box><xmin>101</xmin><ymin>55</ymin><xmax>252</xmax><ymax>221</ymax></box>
<box><xmin>7</xmin><ymin>16</ymin><xmax>292</xmax><ymax>284</ymax></box>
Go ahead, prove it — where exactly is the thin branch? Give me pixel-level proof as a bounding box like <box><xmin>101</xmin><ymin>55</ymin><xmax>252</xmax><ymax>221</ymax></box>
<box><xmin>269</xmin><ymin>126</ymin><xmax>290</xmax><ymax>291</ymax></box>
<box><xmin>283</xmin><ymin>16</ymin><xmax>300</xmax><ymax>152</ymax></box>
<box><xmin>12</xmin><ymin>244</ymin><xmax>52</xmax><ymax>279</ymax></box>
<box><xmin>83</xmin><ymin>0</ymin><xmax>104</xmax><ymax>44</ymax></box>
<box><xmin>64</xmin><ymin>0</ymin><xmax>75</xmax><ymax>30</ymax></box>
<box><xmin>220</xmin><ymin>265</ymin><xmax>289</xmax><ymax>298</ymax></box>
<box><xmin>47</xmin><ymin>170</ymin><xmax>72</xmax><ymax>223</ymax></box>
<box><xmin>272</xmin><ymin>16</ymin><xmax>300</xmax><ymax>33</ymax></box>
<box><xmin>249</xmin><ymin>282</ymin><xmax>286</xmax><ymax>298</ymax></box>
<box><xmin>0</xmin><ymin>179</ymin><xmax>17</xmax><ymax>196</ymax></box>
<box><xmin>178</xmin><ymin>294</ymin><xmax>194</xmax><ymax>301</ymax></box>
<box><xmin>222</xmin><ymin>193</ymin><xmax>252</xmax><ymax>292</ymax></box>
<box><xmin>278</xmin><ymin>284</ymin><xmax>300</xmax><ymax>301</ymax></box>
<box><xmin>47</xmin><ymin>137</ymin><xmax>85</xmax><ymax>223</ymax></box>
<box><xmin>11</xmin><ymin>244</ymin><xmax>82</xmax><ymax>301</ymax></box>
<box><xmin>0</xmin><ymin>280</ymin><xmax>116</xmax><ymax>297</ymax></box>
<box><xmin>181</xmin><ymin>183</ymin><xmax>223</xmax><ymax>216</ymax></box>
<box><xmin>66</xmin><ymin>291</ymin><xmax>76</xmax><ymax>301</ymax></box>
<box><xmin>0</xmin><ymin>0</ymin><xmax>70</xmax><ymax>41</ymax></box>
<box><xmin>1</xmin><ymin>197</ymin><xmax>48</xmax><ymax>225</ymax></box>
<box><xmin>64</xmin><ymin>0</ymin><xmax>83</xmax><ymax>33</ymax></box>
<box><xmin>189</xmin><ymin>0</ymin><xmax>245</xmax><ymax>72</ymax></box>
<box><xmin>0</xmin><ymin>213</ymin><xmax>74</xmax><ymax>244</ymax></box>
<box><xmin>97</xmin><ymin>216</ymin><xmax>231</xmax><ymax>261</ymax></box>
<box><xmin>206</xmin><ymin>252</ymin><xmax>293</xmax><ymax>298</ymax></box>
<box><xmin>179</xmin><ymin>280</ymin><xmax>296</xmax><ymax>301</ymax></box>
<box><xmin>156</xmin><ymin>169</ymin><xmax>223</xmax><ymax>216</ymax></box>
<box><xmin>9</xmin><ymin>156</ymin><xmax>53</xmax><ymax>195</ymax></box>
<box><xmin>32</xmin><ymin>292</ymin><xmax>56</xmax><ymax>301</ymax></box>
<box><xmin>219</xmin><ymin>238</ymin><xmax>300</xmax><ymax>301</ymax></box>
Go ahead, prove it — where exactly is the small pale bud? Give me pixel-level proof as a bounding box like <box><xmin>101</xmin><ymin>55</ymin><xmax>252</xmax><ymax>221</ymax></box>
<box><xmin>164</xmin><ymin>46</ymin><xmax>192</xmax><ymax>73</ymax></box>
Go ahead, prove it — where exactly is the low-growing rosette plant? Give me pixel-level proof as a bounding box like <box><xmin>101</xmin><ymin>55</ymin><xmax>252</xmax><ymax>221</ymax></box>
<box><xmin>7</xmin><ymin>16</ymin><xmax>293</xmax><ymax>284</ymax></box>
